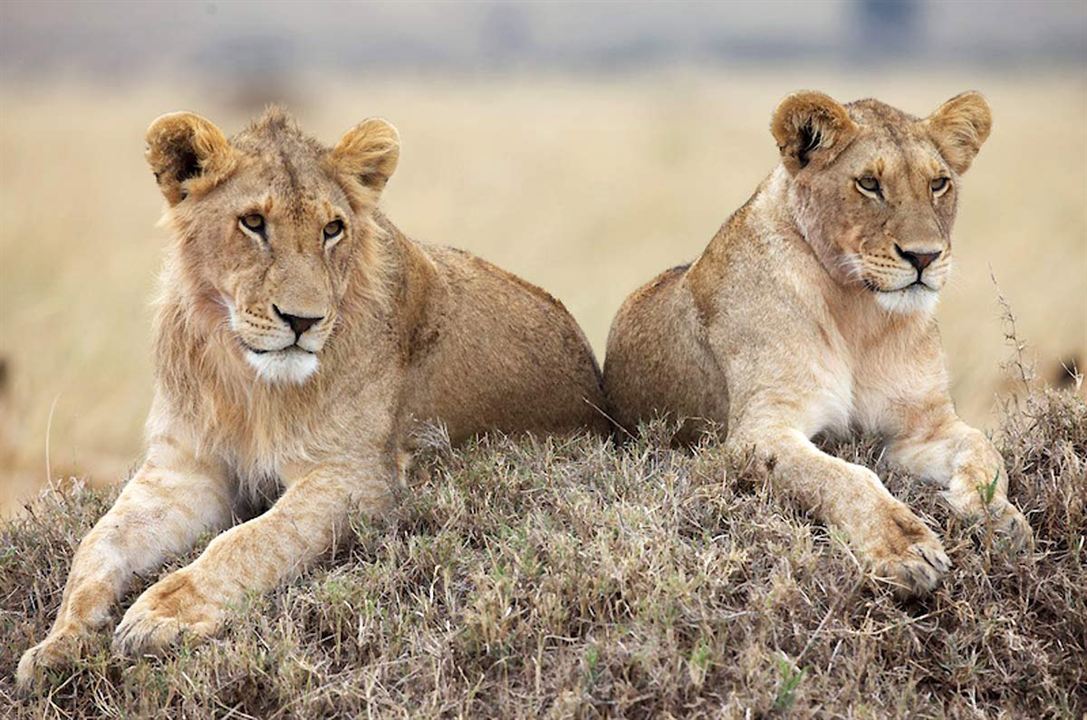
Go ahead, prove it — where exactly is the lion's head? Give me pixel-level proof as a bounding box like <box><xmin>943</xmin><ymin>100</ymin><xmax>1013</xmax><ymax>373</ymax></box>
<box><xmin>770</xmin><ymin>91</ymin><xmax>992</xmax><ymax>315</ymax></box>
<box><xmin>146</xmin><ymin>108</ymin><xmax>399</xmax><ymax>384</ymax></box>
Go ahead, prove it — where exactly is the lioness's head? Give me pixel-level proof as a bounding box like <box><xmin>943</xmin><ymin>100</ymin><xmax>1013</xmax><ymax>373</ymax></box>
<box><xmin>146</xmin><ymin>108</ymin><xmax>398</xmax><ymax>384</ymax></box>
<box><xmin>771</xmin><ymin>91</ymin><xmax>992</xmax><ymax>315</ymax></box>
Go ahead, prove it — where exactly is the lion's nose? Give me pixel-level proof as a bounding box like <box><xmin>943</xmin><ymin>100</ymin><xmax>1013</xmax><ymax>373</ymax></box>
<box><xmin>273</xmin><ymin>305</ymin><xmax>323</xmax><ymax>338</ymax></box>
<box><xmin>895</xmin><ymin>245</ymin><xmax>941</xmax><ymax>272</ymax></box>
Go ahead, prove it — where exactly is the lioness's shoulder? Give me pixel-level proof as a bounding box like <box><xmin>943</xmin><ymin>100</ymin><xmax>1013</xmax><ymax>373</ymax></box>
<box><xmin>422</xmin><ymin>244</ymin><xmax>572</xmax><ymax>316</ymax></box>
<box><xmin>626</xmin><ymin>262</ymin><xmax>690</xmax><ymax>308</ymax></box>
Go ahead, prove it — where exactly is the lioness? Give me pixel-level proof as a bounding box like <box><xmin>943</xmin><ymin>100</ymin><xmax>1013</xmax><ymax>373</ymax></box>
<box><xmin>603</xmin><ymin>91</ymin><xmax>1031</xmax><ymax>596</ymax></box>
<box><xmin>18</xmin><ymin>108</ymin><xmax>606</xmax><ymax>688</ymax></box>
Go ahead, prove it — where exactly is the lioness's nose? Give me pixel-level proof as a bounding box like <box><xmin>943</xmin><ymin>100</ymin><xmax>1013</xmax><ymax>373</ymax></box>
<box><xmin>273</xmin><ymin>305</ymin><xmax>323</xmax><ymax>338</ymax></box>
<box><xmin>895</xmin><ymin>245</ymin><xmax>941</xmax><ymax>271</ymax></box>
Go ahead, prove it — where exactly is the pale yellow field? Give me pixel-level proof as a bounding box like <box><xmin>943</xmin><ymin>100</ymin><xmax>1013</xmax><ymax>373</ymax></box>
<box><xmin>1</xmin><ymin>70</ymin><xmax>1084</xmax><ymax>512</ymax></box>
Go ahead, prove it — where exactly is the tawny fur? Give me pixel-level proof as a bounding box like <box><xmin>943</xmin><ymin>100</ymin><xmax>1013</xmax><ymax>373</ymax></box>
<box><xmin>17</xmin><ymin>108</ymin><xmax>607</xmax><ymax>690</ymax></box>
<box><xmin>603</xmin><ymin>91</ymin><xmax>1030</xmax><ymax>597</ymax></box>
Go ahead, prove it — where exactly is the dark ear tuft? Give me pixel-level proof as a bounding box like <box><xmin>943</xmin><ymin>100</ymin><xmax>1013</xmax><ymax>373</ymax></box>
<box><xmin>771</xmin><ymin>91</ymin><xmax>858</xmax><ymax>175</ymax></box>
<box><xmin>797</xmin><ymin>121</ymin><xmax>822</xmax><ymax>169</ymax></box>
<box><xmin>177</xmin><ymin>149</ymin><xmax>201</xmax><ymax>184</ymax></box>
<box><xmin>145</xmin><ymin>112</ymin><xmax>235</xmax><ymax>205</ymax></box>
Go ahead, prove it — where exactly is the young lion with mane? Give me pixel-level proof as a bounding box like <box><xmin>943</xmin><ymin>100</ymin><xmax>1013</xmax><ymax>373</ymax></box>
<box><xmin>604</xmin><ymin>91</ymin><xmax>1031</xmax><ymax>597</ymax></box>
<box><xmin>17</xmin><ymin>108</ymin><xmax>607</xmax><ymax>688</ymax></box>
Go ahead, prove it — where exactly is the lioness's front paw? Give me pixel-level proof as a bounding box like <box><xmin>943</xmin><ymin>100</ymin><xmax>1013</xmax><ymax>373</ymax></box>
<box><xmin>16</xmin><ymin>631</ymin><xmax>86</xmax><ymax>693</ymax></box>
<box><xmin>988</xmin><ymin>499</ymin><xmax>1033</xmax><ymax>551</ymax></box>
<box><xmin>112</xmin><ymin>571</ymin><xmax>221</xmax><ymax>657</ymax></box>
<box><xmin>865</xmin><ymin>507</ymin><xmax>950</xmax><ymax>597</ymax></box>
<box><xmin>945</xmin><ymin>488</ymin><xmax>1034</xmax><ymax>552</ymax></box>
<box><xmin>871</xmin><ymin>538</ymin><xmax>951</xmax><ymax>597</ymax></box>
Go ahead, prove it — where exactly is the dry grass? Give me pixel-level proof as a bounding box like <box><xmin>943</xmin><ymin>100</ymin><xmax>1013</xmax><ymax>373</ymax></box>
<box><xmin>1</xmin><ymin>69</ymin><xmax>1085</xmax><ymax>512</ymax></box>
<box><xmin>1</xmin><ymin>387</ymin><xmax>1084</xmax><ymax>718</ymax></box>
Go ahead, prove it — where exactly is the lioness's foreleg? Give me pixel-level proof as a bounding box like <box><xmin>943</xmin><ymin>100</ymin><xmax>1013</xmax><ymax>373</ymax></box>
<box><xmin>16</xmin><ymin>437</ymin><xmax>233</xmax><ymax>690</ymax></box>
<box><xmin>888</xmin><ymin>402</ymin><xmax>1031</xmax><ymax>549</ymax></box>
<box><xmin>727</xmin><ymin>416</ymin><xmax>950</xmax><ymax>596</ymax></box>
<box><xmin>112</xmin><ymin>461</ymin><xmax>391</xmax><ymax>656</ymax></box>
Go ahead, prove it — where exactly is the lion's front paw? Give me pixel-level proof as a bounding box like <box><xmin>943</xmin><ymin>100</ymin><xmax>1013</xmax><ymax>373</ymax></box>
<box><xmin>988</xmin><ymin>499</ymin><xmax>1033</xmax><ymax>551</ymax></box>
<box><xmin>871</xmin><ymin>538</ymin><xmax>951</xmax><ymax>597</ymax></box>
<box><xmin>945</xmin><ymin>487</ymin><xmax>1034</xmax><ymax>552</ymax></box>
<box><xmin>112</xmin><ymin>571</ymin><xmax>222</xmax><ymax>657</ymax></box>
<box><xmin>865</xmin><ymin>506</ymin><xmax>951</xmax><ymax>597</ymax></box>
<box><xmin>16</xmin><ymin>631</ymin><xmax>86</xmax><ymax>694</ymax></box>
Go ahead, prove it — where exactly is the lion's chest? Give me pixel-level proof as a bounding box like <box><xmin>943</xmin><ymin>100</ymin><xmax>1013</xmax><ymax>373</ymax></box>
<box><xmin>799</xmin><ymin>350</ymin><xmax>855</xmax><ymax>439</ymax></box>
<box><xmin>795</xmin><ymin>321</ymin><xmax>904</xmax><ymax>440</ymax></box>
<box><xmin>798</xmin><ymin>337</ymin><xmax>922</xmax><ymax>440</ymax></box>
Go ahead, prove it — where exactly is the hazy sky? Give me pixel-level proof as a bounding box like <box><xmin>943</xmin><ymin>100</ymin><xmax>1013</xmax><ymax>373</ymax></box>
<box><xmin>1</xmin><ymin>0</ymin><xmax>1084</xmax><ymax>78</ymax></box>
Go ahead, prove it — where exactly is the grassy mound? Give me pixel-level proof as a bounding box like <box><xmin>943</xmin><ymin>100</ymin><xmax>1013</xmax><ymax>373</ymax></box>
<box><xmin>2</xmin><ymin>390</ymin><xmax>1084</xmax><ymax>718</ymax></box>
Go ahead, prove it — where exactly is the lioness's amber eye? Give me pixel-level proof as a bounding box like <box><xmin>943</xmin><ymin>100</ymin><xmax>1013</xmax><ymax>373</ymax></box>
<box><xmin>240</xmin><ymin>214</ymin><xmax>265</xmax><ymax>233</ymax></box>
<box><xmin>323</xmin><ymin>220</ymin><xmax>344</xmax><ymax>240</ymax></box>
<box><xmin>931</xmin><ymin>177</ymin><xmax>950</xmax><ymax>194</ymax></box>
<box><xmin>856</xmin><ymin>176</ymin><xmax>881</xmax><ymax>195</ymax></box>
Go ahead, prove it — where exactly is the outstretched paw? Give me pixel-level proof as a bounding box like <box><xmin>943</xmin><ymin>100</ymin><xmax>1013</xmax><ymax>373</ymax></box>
<box><xmin>988</xmin><ymin>499</ymin><xmax>1033</xmax><ymax>551</ymax></box>
<box><xmin>945</xmin><ymin>488</ymin><xmax>1033</xmax><ymax>552</ymax></box>
<box><xmin>871</xmin><ymin>538</ymin><xmax>951</xmax><ymax>597</ymax></box>
<box><xmin>112</xmin><ymin>571</ymin><xmax>221</xmax><ymax>657</ymax></box>
<box><xmin>16</xmin><ymin>631</ymin><xmax>86</xmax><ymax>694</ymax></box>
<box><xmin>865</xmin><ymin>505</ymin><xmax>950</xmax><ymax>597</ymax></box>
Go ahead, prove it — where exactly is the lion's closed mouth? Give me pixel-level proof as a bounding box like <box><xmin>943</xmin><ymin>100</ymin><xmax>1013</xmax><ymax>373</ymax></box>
<box><xmin>239</xmin><ymin>340</ymin><xmax>314</xmax><ymax>356</ymax></box>
<box><xmin>877</xmin><ymin>280</ymin><xmax>935</xmax><ymax>294</ymax></box>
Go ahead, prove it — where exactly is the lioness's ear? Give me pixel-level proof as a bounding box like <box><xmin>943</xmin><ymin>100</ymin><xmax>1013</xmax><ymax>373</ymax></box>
<box><xmin>145</xmin><ymin>112</ymin><xmax>235</xmax><ymax>205</ymax></box>
<box><xmin>924</xmin><ymin>91</ymin><xmax>992</xmax><ymax>175</ymax></box>
<box><xmin>329</xmin><ymin>118</ymin><xmax>400</xmax><ymax>196</ymax></box>
<box><xmin>771</xmin><ymin>91</ymin><xmax>858</xmax><ymax>174</ymax></box>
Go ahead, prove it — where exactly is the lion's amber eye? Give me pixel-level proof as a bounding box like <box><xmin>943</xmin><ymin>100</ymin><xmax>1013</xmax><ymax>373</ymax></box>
<box><xmin>931</xmin><ymin>177</ymin><xmax>950</xmax><ymax>195</ymax></box>
<box><xmin>323</xmin><ymin>220</ymin><xmax>344</xmax><ymax>241</ymax></box>
<box><xmin>239</xmin><ymin>213</ymin><xmax>266</xmax><ymax>236</ymax></box>
<box><xmin>856</xmin><ymin>176</ymin><xmax>882</xmax><ymax>196</ymax></box>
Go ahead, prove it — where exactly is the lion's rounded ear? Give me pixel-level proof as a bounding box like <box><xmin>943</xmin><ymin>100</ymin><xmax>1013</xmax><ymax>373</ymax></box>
<box><xmin>329</xmin><ymin>118</ymin><xmax>400</xmax><ymax>195</ymax></box>
<box><xmin>146</xmin><ymin>112</ymin><xmax>234</xmax><ymax>205</ymax></box>
<box><xmin>771</xmin><ymin>91</ymin><xmax>858</xmax><ymax>175</ymax></box>
<box><xmin>924</xmin><ymin>91</ymin><xmax>992</xmax><ymax>175</ymax></box>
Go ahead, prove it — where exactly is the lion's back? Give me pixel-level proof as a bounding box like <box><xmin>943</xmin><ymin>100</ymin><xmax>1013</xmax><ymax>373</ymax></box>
<box><xmin>404</xmin><ymin>244</ymin><xmax>608</xmax><ymax>442</ymax></box>
<box><xmin>602</xmin><ymin>263</ymin><xmax>727</xmax><ymax>441</ymax></box>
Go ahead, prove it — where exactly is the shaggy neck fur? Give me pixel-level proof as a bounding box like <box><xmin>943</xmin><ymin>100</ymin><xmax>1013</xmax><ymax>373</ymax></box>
<box><xmin>150</xmin><ymin>208</ymin><xmax>396</xmax><ymax>480</ymax></box>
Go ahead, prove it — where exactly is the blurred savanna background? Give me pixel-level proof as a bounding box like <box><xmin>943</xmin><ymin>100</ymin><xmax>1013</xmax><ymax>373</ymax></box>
<box><xmin>0</xmin><ymin>0</ymin><xmax>1084</xmax><ymax>515</ymax></box>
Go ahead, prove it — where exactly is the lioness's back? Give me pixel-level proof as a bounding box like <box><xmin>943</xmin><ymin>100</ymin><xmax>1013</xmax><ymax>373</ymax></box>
<box><xmin>405</xmin><ymin>243</ymin><xmax>608</xmax><ymax>442</ymax></box>
<box><xmin>603</xmin><ymin>263</ymin><xmax>726</xmax><ymax>441</ymax></box>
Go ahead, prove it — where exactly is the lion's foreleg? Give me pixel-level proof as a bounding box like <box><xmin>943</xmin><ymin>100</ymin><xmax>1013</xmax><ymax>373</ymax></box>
<box><xmin>726</xmin><ymin>416</ymin><xmax>950</xmax><ymax>596</ymax></box>
<box><xmin>16</xmin><ymin>438</ymin><xmax>233</xmax><ymax>690</ymax></box>
<box><xmin>888</xmin><ymin>404</ymin><xmax>1031</xmax><ymax>550</ymax></box>
<box><xmin>112</xmin><ymin>461</ymin><xmax>391</xmax><ymax>656</ymax></box>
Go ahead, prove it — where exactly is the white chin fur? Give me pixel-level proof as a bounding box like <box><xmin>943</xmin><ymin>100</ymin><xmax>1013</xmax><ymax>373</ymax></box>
<box><xmin>245</xmin><ymin>349</ymin><xmax>319</xmax><ymax>384</ymax></box>
<box><xmin>874</xmin><ymin>286</ymin><xmax>940</xmax><ymax>315</ymax></box>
